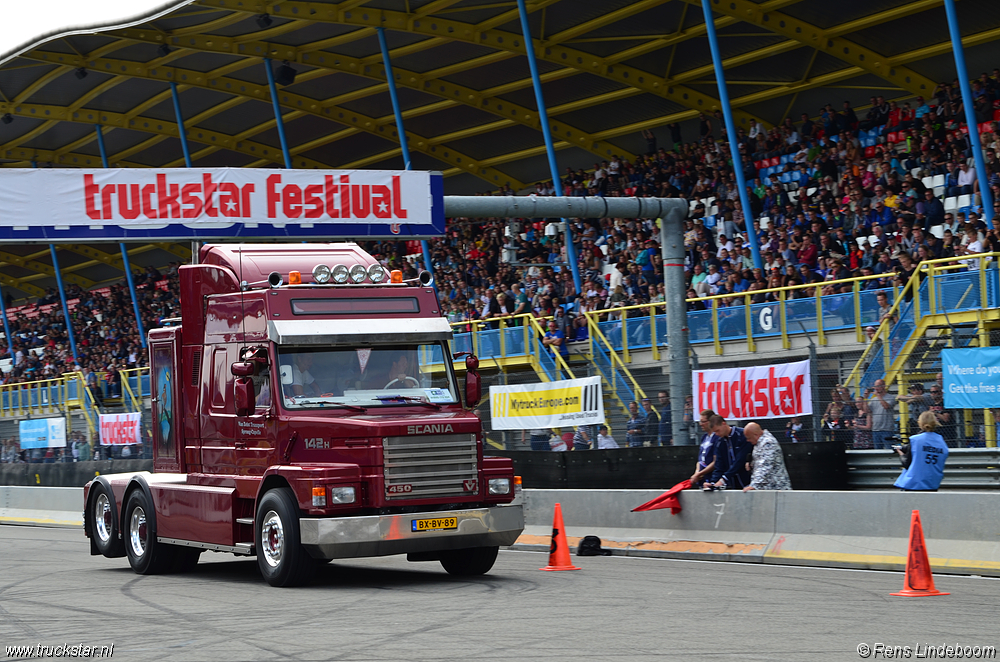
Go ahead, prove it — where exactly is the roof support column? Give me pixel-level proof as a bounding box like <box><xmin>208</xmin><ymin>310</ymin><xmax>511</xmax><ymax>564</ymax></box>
<box><xmin>700</xmin><ymin>0</ymin><xmax>763</xmax><ymax>271</ymax></box>
<box><xmin>96</xmin><ymin>125</ymin><xmax>147</xmax><ymax>350</ymax></box>
<box><xmin>264</xmin><ymin>58</ymin><xmax>294</xmax><ymax>170</ymax></box>
<box><xmin>170</xmin><ymin>82</ymin><xmax>193</xmax><ymax>169</ymax></box>
<box><xmin>378</xmin><ymin>27</ymin><xmax>435</xmax><ymax>289</ymax></box>
<box><xmin>944</xmin><ymin>0</ymin><xmax>993</xmax><ymax>222</ymax></box>
<box><xmin>516</xmin><ymin>0</ymin><xmax>582</xmax><ymax>297</ymax></box>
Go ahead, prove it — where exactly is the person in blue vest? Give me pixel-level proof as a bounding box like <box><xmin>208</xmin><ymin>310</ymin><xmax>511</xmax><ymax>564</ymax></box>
<box><xmin>894</xmin><ymin>411</ymin><xmax>949</xmax><ymax>491</ymax></box>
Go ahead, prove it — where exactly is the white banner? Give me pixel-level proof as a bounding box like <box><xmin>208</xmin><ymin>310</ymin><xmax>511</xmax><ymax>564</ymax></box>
<box><xmin>693</xmin><ymin>359</ymin><xmax>812</xmax><ymax>420</ymax></box>
<box><xmin>0</xmin><ymin>168</ymin><xmax>433</xmax><ymax>227</ymax></box>
<box><xmin>489</xmin><ymin>376</ymin><xmax>604</xmax><ymax>430</ymax></box>
<box><xmin>99</xmin><ymin>412</ymin><xmax>142</xmax><ymax>446</ymax></box>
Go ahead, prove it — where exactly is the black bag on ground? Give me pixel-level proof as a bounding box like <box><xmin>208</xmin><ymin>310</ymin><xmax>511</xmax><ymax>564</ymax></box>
<box><xmin>577</xmin><ymin>535</ymin><xmax>612</xmax><ymax>557</ymax></box>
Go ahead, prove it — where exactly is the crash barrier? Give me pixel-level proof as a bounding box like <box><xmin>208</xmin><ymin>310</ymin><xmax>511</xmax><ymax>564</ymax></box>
<box><xmin>494</xmin><ymin>443</ymin><xmax>847</xmax><ymax>491</ymax></box>
<box><xmin>0</xmin><ymin>460</ymin><xmax>153</xmax><ymax>487</ymax></box>
<box><xmin>0</xmin><ymin>485</ymin><xmax>82</xmax><ymax>527</ymax></box>
<box><xmin>848</xmin><ymin>448</ymin><xmax>1000</xmax><ymax>490</ymax></box>
<box><xmin>517</xmin><ymin>489</ymin><xmax>1000</xmax><ymax>576</ymax></box>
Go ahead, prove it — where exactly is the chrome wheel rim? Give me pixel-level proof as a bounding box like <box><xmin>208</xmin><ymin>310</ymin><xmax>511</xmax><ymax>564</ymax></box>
<box><xmin>94</xmin><ymin>494</ymin><xmax>112</xmax><ymax>544</ymax></box>
<box><xmin>260</xmin><ymin>510</ymin><xmax>284</xmax><ymax>568</ymax></box>
<box><xmin>129</xmin><ymin>506</ymin><xmax>147</xmax><ymax>558</ymax></box>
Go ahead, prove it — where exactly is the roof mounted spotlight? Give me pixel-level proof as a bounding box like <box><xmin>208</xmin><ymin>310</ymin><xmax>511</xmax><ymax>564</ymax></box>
<box><xmin>275</xmin><ymin>61</ymin><xmax>297</xmax><ymax>86</ymax></box>
<box><xmin>368</xmin><ymin>264</ymin><xmax>386</xmax><ymax>283</ymax></box>
<box><xmin>330</xmin><ymin>264</ymin><xmax>349</xmax><ymax>284</ymax></box>
<box><xmin>312</xmin><ymin>263</ymin><xmax>331</xmax><ymax>284</ymax></box>
<box><xmin>157</xmin><ymin>44</ymin><xmax>171</xmax><ymax>57</ymax></box>
<box><xmin>1</xmin><ymin>114</ymin><xmax>12</xmax><ymax>125</ymax></box>
<box><xmin>74</xmin><ymin>68</ymin><xmax>88</xmax><ymax>80</ymax></box>
<box><xmin>348</xmin><ymin>264</ymin><xmax>367</xmax><ymax>284</ymax></box>
<box><xmin>256</xmin><ymin>13</ymin><xmax>273</xmax><ymax>29</ymax></box>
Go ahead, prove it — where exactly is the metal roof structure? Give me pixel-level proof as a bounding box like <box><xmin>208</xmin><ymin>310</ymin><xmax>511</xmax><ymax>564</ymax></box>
<box><xmin>0</xmin><ymin>0</ymin><xmax>997</xmax><ymax>296</ymax></box>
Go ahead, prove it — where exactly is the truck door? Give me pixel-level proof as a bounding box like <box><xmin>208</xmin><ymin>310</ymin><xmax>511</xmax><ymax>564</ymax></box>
<box><xmin>234</xmin><ymin>360</ymin><xmax>276</xmax><ymax>474</ymax></box>
<box><xmin>150</xmin><ymin>339</ymin><xmax>182</xmax><ymax>472</ymax></box>
<box><xmin>200</xmin><ymin>345</ymin><xmax>237</xmax><ymax>473</ymax></box>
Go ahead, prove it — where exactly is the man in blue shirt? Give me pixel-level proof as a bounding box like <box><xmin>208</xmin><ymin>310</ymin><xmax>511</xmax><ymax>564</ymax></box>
<box><xmin>542</xmin><ymin>319</ymin><xmax>568</xmax><ymax>359</ymax></box>
<box><xmin>706</xmin><ymin>415</ymin><xmax>752</xmax><ymax>490</ymax></box>
<box><xmin>691</xmin><ymin>409</ymin><xmax>717</xmax><ymax>487</ymax></box>
<box><xmin>626</xmin><ymin>401</ymin><xmax>647</xmax><ymax>448</ymax></box>
<box><xmin>657</xmin><ymin>390</ymin><xmax>673</xmax><ymax>446</ymax></box>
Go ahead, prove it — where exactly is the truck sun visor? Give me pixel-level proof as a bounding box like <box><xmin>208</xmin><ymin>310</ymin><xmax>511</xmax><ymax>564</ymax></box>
<box><xmin>268</xmin><ymin>317</ymin><xmax>452</xmax><ymax>345</ymax></box>
<box><xmin>291</xmin><ymin>297</ymin><xmax>419</xmax><ymax>315</ymax></box>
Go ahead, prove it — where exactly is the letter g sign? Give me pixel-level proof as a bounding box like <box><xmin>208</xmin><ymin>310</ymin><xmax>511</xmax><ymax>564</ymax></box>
<box><xmin>759</xmin><ymin>306</ymin><xmax>774</xmax><ymax>331</ymax></box>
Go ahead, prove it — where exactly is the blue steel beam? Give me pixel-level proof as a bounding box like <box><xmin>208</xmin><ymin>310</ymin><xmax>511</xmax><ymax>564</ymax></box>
<box><xmin>516</xmin><ymin>0</ymin><xmax>582</xmax><ymax>297</ymax></box>
<box><xmin>95</xmin><ymin>125</ymin><xmax>148</xmax><ymax>349</ymax></box>
<box><xmin>700</xmin><ymin>0</ymin><xmax>763</xmax><ymax>271</ymax></box>
<box><xmin>944</xmin><ymin>0</ymin><xmax>993</xmax><ymax>222</ymax></box>
<box><xmin>49</xmin><ymin>245</ymin><xmax>79</xmax><ymax>365</ymax></box>
<box><xmin>377</xmin><ymin>27</ymin><xmax>435</xmax><ymax>288</ymax></box>
<box><xmin>170</xmin><ymin>82</ymin><xmax>194</xmax><ymax>168</ymax></box>
<box><xmin>264</xmin><ymin>58</ymin><xmax>294</xmax><ymax>170</ymax></box>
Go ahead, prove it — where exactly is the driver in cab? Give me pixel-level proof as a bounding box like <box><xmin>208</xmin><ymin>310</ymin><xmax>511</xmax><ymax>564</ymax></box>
<box><xmin>385</xmin><ymin>353</ymin><xmax>419</xmax><ymax>389</ymax></box>
<box><xmin>290</xmin><ymin>353</ymin><xmax>322</xmax><ymax>397</ymax></box>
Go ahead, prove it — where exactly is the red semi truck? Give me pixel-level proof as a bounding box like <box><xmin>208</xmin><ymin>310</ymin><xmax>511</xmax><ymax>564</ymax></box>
<box><xmin>83</xmin><ymin>243</ymin><xmax>522</xmax><ymax>586</ymax></box>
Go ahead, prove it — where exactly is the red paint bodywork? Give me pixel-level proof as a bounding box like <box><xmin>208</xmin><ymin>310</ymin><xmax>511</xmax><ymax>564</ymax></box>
<box><xmin>84</xmin><ymin>243</ymin><xmax>515</xmax><ymax>553</ymax></box>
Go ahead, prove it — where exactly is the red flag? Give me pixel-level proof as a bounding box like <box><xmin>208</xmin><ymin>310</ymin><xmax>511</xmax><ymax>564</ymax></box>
<box><xmin>631</xmin><ymin>479</ymin><xmax>692</xmax><ymax>514</ymax></box>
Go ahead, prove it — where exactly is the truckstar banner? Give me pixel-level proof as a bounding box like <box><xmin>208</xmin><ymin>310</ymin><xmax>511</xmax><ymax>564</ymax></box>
<box><xmin>18</xmin><ymin>418</ymin><xmax>67</xmax><ymax>449</ymax></box>
<box><xmin>0</xmin><ymin>168</ymin><xmax>445</xmax><ymax>241</ymax></box>
<box><xmin>693</xmin><ymin>359</ymin><xmax>812</xmax><ymax>420</ymax></box>
<box><xmin>99</xmin><ymin>413</ymin><xmax>142</xmax><ymax>446</ymax></box>
<box><xmin>489</xmin><ymin>377</ymin><xmax>604</xmax><ymax>430</ymax></box>
<box><xmin>941</xmin><ymin>348</ymin><xmax>1000</xmax><ymax>409</ymax></box>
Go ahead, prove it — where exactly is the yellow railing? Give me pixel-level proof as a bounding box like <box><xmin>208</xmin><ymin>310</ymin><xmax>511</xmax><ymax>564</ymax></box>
<box><xmin>118</xmin><ymin>366</ymin><xmax>149</xmax><ymax>413</ymax></box>
<box><xmin>584</xmin><ymin>312</ymin><xmax>646</xmax><ymax>413</ymax></box>
<box><xmin>525</xmin><ymin>314</ymin><xmax>576</xmax><ymax>381</ymax></box>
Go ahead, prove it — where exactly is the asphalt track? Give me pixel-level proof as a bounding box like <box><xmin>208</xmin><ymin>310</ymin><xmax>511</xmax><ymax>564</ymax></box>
<box><xmin>1</xmin><ymin>526</ymin><xmax>997</xmax><ymax>662</ymax></box>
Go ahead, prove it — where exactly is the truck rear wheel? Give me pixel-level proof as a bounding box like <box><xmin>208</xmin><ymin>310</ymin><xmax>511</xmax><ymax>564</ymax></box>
<box><xmin>124</xmin><ymin>490</ymin><xmax>174</xmax><ymax>575</ymax></box>
<box><xmin>439</xmin><ymin>546</ymin><xmax>499</xmax><ymax>576</ymax></box>
<box><xmin>256</xmin><ymin>487</ymin><xmax>315</xmax><ymax>587</ymax></box>
<box><xmin>90</xmin><ymin>484</ymin><xmax>123</xmax><ymax>558</ymax></box>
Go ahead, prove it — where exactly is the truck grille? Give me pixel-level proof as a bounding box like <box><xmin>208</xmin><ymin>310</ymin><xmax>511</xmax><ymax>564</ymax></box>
<box><xmin>383</xmin><ymin>434</ymin><xmax>478</xmax><ymax>499</ymax></box>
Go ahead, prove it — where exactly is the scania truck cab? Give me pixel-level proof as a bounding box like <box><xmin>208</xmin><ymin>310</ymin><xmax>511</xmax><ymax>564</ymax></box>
<box><xmin>84</xmin><ymin>243</ymin><xmax>522</xmax><ymax>586</ymax></box>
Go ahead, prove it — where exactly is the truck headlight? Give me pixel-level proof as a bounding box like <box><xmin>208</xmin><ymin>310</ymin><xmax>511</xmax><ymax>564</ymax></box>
<box><xmin>329</xmin><ymin>487</ymin><xmax>356</xmax><ymax>504</ymax></box>
<box><xmin>488</xmin><ymin>478</ymin><xmax>510</xmax><ymax>495</ymax></box>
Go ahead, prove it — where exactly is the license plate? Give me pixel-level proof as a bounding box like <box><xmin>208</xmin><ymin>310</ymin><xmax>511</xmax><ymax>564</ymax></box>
<box><xmin>411</xmin><ymin>517</ymin><xmax>458</xmax><ymax>532</ymax></box>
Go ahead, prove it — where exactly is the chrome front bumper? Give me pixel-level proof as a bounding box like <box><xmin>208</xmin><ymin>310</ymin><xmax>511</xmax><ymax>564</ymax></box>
<box><xmin>299</xmin><ymin>505</ymin><xmax>524</xmax><ymax>560</ymax></box>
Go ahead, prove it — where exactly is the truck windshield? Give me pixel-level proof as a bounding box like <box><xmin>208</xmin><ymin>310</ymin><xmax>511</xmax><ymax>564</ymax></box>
<box><xmin>276</xmin><ymin>343</ymin><xmax>458</xmax><ymax>409</ymax></box>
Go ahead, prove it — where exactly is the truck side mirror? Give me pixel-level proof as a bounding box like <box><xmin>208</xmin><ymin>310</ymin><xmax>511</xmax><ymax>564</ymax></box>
<box><xmin>464</xmin><ymin>354</ymin><xmax>481</xmax><ymax>408</ymax></box>
<box><xmin>234</xmin><ymin>378</ymin><xmax>254</xmax><ymax>416</ymax></box>
<box><xmin>231</xmin><ymin>362</ymin><xmax>255</xmax><ymax>377</ymax></box>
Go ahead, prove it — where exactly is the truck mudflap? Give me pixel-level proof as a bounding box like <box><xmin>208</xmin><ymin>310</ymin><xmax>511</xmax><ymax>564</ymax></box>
<box><xmin>299</xmin><ymin>505</ymin><xmax>524</xmax><ymax>560</ymax></box>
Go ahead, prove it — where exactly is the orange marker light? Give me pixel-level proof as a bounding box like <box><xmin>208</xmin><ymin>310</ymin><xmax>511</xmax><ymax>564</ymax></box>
<box><xmin>390</xmin><ymin>269</ymin><xmax>403</xmax><ymax>284</ymax></box>
<box><xmin>289</xmin><ymin>270</ymin><xmax>302</xmax><ymax>285</ymax></box>
<box><xmin>311</xmin><ymin>486</ymin><xmax>326</xmax><ymax>507</ymax></box>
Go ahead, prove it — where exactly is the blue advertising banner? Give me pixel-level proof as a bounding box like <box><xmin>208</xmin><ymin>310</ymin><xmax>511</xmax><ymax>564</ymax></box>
<box><xmin>18</xmin><ymin>418</ymin><xmax>66</xmax><ymax>449</ymax></box>
<box><xmin>941</xmin><ymin>348</ymin><xmax>1000</xmax><ymax>409</ymax></box>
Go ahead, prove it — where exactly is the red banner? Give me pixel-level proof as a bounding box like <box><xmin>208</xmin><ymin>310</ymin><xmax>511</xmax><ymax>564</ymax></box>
<box><xmin>99</xmin><ymin>413</ymin><xmax>142</xmax><ymax>446</ymax></box>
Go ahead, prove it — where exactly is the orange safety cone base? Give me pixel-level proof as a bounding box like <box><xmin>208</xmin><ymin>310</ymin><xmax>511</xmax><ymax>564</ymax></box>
<box><xmin>539</xmin><ymin>502</ymin><xmax>582</xmax><ymax>572</ymax></box>
<box><xmin>890</xmin><ymin>588</ymin><xmax>949</xmax><ymax>597</ymax></box>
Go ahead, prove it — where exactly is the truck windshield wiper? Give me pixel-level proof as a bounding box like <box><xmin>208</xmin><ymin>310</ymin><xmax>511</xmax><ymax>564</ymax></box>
<box><xmin>297</xmin><ymin>401</ymin><xmax>367</xmax><ymax>412</ymax></box>
<box><xmin>376</xmin><ymin>395</ymin><xmax>442</xmax><ymax>409</ymax></box>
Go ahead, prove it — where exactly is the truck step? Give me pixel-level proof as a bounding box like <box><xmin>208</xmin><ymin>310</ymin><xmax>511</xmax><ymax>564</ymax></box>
<box><xmin>236</xmin><ymin>518</ymin><xmax>254</xmax><ymax>525</ymax></box>
<box><xmin>234</xmin><ymin>542</ymin><xmax>255</xmax><ymax>555</ymax></box>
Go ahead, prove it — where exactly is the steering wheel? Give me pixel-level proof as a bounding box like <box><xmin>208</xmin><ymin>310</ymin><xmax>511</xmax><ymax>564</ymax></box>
<box><xmin>385</xmin><ymin>376</ymin><xmax>420</xmax><ymax>389</ymax></box>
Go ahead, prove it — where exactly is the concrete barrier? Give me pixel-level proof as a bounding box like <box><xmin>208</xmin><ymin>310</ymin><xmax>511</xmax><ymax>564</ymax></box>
<box><xmin>0</xmin><ymin>486</ymin><xmax>83</xmax><ymax>527</ymax></box>
<box><xmin>517</xmin><ymin>489</ymin><xmax>1000</xmax><ymax>576</ymax></box>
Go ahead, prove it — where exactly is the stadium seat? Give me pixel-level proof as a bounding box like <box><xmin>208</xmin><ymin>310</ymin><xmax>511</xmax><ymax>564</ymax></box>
<box><xmin>994</xmin><ymin>108</ymin><xmax>1000</xmax><ymax>121</ymax></box>
<box><xmin>806</xmin><ymin>187</ymin><xmax>817</xmax><ymax>197</ymax></box>
<box><xmin>865</xmin><ymin>146</ymin><xmax>876</xmax><ymax>158</ymax></box>
<box><xmin>708</xmin><ymin>205</ymin><xmax>719</xmax><ymax>216</ymax></box>
<box><xmin>932</xmin><ymin>174</ymin><xmax>945</xmax><ymax>188</ymax></box>
<box><xmin>944</xmin><ymin>197</ymin><xmax>959</xmax><ymax>213</ymax></box>
<box><xmin>911</xmin><ymin>168</ymin><xmax>922</xmax><ymax>177</ymax></box>
<box><xmin>703</xmin><ymin>215</ymin><xmax>716</xmax><ymax>229</ymax></box>
<box><xmin>929</xmin><ymin>225</ymin><xmax>945</xmax><ymax>239</ymax></box>
<box><xmin>887</xmin><ymin>132</ymin><xmax>898</xmax><ymax>143</ymax></box>
<box><xmin>957</xmin><ymin>194</ymin><xmax>972</xmax><ymax>210</ymax></box>
<box><xmin>788</xmin><ymin>190</ymin><xmax>799</xmax><ymax>201</ymax></box>
<box><xmin>759</xmin><ymin>217</ymin><xmax>770</xmax><ymax>229</ymax></box>
<box><xmin>921</xmin><ymin>176</ymin><xmax>934</xmax><ymax>189</ymax></box>
<box><xmin>933</xmin><ymin>186</ymin><xmax>946</xmax><ymax>198</ymax></box>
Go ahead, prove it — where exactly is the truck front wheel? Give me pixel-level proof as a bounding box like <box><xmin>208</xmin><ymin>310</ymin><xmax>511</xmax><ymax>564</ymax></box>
<box><xmin>256</xmin><ymin>488</ymin><xmax>315</xmax><ymax>587</ymax></box>
<box><xmin>439</xmin><ymin>546</ymin><xmax>499</xmax><ymax>576</ymax></box>
<box><xmin>124</xmin><ymin>490</ymin><xmax>174</xmax><ymax>574</ymax></box>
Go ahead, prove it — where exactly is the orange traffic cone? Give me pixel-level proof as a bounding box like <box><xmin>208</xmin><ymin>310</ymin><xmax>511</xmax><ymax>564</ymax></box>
<box><xmin>891</xmin><ymin>510</ymin><xmax>949</xmax><ymax>597</ymax></box>
<box><xmin>541</xmin><ymin>503</ymin><xmax>581</xmax><ymax>571</ymax></box>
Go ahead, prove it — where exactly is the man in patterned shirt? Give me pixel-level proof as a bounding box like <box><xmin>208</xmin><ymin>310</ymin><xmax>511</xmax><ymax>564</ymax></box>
<box><xmin>743</xmin><ymin>423</ymin><xmax>792</xmax><ymax>491</ymax></box>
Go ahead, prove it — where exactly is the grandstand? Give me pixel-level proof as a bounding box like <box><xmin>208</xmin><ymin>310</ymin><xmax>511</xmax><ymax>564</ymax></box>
<box><xmin>1</xmin><ymin>0</ymin><xmax>1000</xmax><ymax>486</ymax></box>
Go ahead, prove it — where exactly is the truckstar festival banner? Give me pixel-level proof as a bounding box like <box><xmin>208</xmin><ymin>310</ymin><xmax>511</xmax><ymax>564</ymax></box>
<box><xmin>0</xmin><ymin>168</ymin><xmax>444</xmax><ymax>240</ymax></box>
<box><xmin>18</xmin><ymin>418</ymin><xmax>67</xmax><ymax>450</ymax></box>
<box><xmin>489</xmin><ymin>376</ymin><xmax>604</xmax><ymax>430</ymax></box>
<box><xmin>99</xmin><ymin>413</ymin><xmax>142</xmax><ymax>446</ymax></box>
<box><xmin>941</xmin><ymin>348</ymin><xmax>1000</xmax><ymax>409</ymax></box>
<box><xmin>693</xmin><ymin>359</ymin><xmax>812</xmax><ymax>420</ymax></box>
